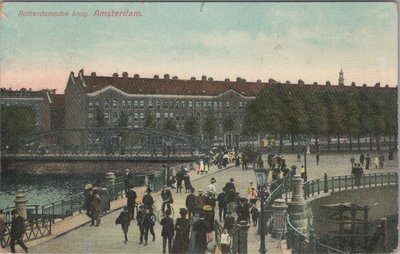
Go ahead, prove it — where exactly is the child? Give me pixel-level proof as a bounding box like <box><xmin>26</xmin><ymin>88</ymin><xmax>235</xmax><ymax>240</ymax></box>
<box><xmin>115</xmin><ymin>206</ymin><xmax>130</xmax><ymax>243</ymax></box>
<box><xmin>220</xmin><ymin>228</ymin><xmax>231</xmax><ymax>254</ymax></box>
<box><xmin>250</xmin><ymin>205</ymin><xmax>260</xmax><ymax>227</ymax></box>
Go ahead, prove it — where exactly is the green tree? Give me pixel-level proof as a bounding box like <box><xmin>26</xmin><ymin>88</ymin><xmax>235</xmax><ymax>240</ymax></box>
<box><xmin>117</xmin><ymin>111</ymin><xmax>128</xmax><ymax>128</ymax></box>
<box><xmin>164</xmin><ymin>118</ymin><xmax>177</xmax><ymax>132</ymax></box>
<box><xmin>144</xmin><ymin>111</ymin><xmax>156</xmax><ymax>129</ymax></box>
<box><xmin>322</xmin><ymin>90</ymin><xmax>345</xmax><ymax>151</ymax></box>
<box><xmin>184</xmin><ymin>116</ymin><xmax>199</xmax><ymax>136</ymax></box>
<box><xmin>94</xmin><ymin>108</ymin><xmax>105</xmax><ymax>128</ymax></box>
<box><xmin>1</xmin><ymin>106</ymin><xmax>35</xmax><ymax>151</ymax></box>
<box><xmin>202</xmin><ymin>109</ymin><xmax>218</xmax><ymax>143</ymax></box>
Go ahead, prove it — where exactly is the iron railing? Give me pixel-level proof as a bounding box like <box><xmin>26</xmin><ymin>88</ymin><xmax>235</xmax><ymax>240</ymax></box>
<box><xmin>303</xmin><ymin>172</ymin><xmax>398</xmax><ymax>199</ymax></box>
<box><xmin>2</xmin><ymin>205</ymin><xmax>41</xmax><ymax>222</ymax></box>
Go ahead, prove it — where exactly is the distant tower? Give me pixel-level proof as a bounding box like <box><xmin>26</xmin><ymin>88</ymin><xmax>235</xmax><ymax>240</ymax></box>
<box><xmin>338</xmin><ymin>68</ymin><xmax>344</xmax><ymax>85</ymax></box>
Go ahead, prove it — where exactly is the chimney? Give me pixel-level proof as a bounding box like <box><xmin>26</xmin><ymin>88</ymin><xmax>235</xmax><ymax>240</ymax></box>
<box><xmin>236</xmin><ymin>77</ymin><xmax>241</xmax><ymax>82</ymax></box>
<box><xmin>113</xmin><ymin>73</ymin><xmax>119</xmax><ymax>78</ymax></box>
<box><xmin>164</xmin><ymin>74</ymin><xmax>170</xmax><ymax>80</ymax></box>
<box><xmin>201</xmin><ymin>75</ymin><xmax>207</xmax><ymax>81</ymax></box>
<box><xmin>286</xmin><ymin>80</ymin><xmax>291</xmax><ymax>84</ymax></box>
<box><xmin>351</xmin><ymin>82</ymin><xmax>356</xmax><ymax>87</ymax></box>
<box><xmin>208</xmin><ymin>77</ymin><xmax>213</xmax><ymax>81</ymax></box>
<box><xmin>91</xmin><ymin>72</ymin><xmax>96</xmax><ymax>77</ymax></box>
<box><xmin>313</xmin><ymin>82</ymin><xmax>318</xmax><ymax>85</ymax></box>
<box><xmin>225</xmin><ymin>78</ymin><xmax>230</xmax><ymax>82</ymax></box>
<box><xmin>363</xmin><ymin>84</ymin><xmax>367</xmax><ymax>87</ymax></box>
<box><xmin>134</xmin><ymin>74</ymin><xmax>140</xmax><ymax>79</ymax></box>
<box><xmin>241</xmin><ymin>79</ymin><xmax>246</xmax><ymax>83</ymax></box>
<box><xmin>385</xmin><ymin>84</ymin><xmax>389</xmax><ymax>88</ymax></box>
<box><xmin>190</xmin><ymin>77</ymin><xmax>196</xmax><ymax>81</ymax></box>
<box><xmin>375</xmin><ymin>82</ymin><xmax>380</xmax><ymax>88</ymax></box>
<box><xmin>70</xmin><ymin>71</ymin><xmax>75</xmax><ymax>78</ymax></box>
<box><xmin>154</xmin><ymin>75</ymin><xmax>159</xmax><ymax>79</ymax></box>
<box><xmin>257</xmin><ymin>79</ymin><xmax>262</xmax><ymax>83</ymax></box>
<box><xmin>172</xmin><ymin>76</ymin><xmax>178</xmax><ymax>80</ymax></box>
<box><xmin>79</xmin><ymin>69</ymin><xmax>84</xmax><ymax>76</ymax></box>
<box><xmin>269</xmin><ymin>78</ymin><xmax>276</xmax><ymax>84</ymax></box>
<box><xmin>122</xmin><ymin>72</ymin><xmax>128</xmax><ymax>78</ymax></box>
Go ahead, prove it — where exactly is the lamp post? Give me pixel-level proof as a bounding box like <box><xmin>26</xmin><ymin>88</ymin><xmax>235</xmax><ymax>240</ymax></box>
<box><xmin>166</xmin><ymin>141</ymin><xmax>171</xmax><ymax>185</ymax></box>
<box><xmin>255</xmin><ymin>169</ymin><xmax>267</xmax><ymax>254</ymax></box>
<box><xmin>303</xmin><ymin>138</ymin><xmax>309</xmax><ymax>182</ymax></box>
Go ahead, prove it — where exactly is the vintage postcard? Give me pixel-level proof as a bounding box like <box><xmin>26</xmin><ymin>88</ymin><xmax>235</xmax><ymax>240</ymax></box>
<box><xmin>0</xmin><ymin>1</ymin><xmax>398</xmax><ymax>254</ymax></box>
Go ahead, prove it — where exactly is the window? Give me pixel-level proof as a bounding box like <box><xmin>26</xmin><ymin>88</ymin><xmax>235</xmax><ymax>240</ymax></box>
<box><xmin>128</xmin><ymin>116</ymin><xmax>132</xmax><ymax>122</ymax></box>
<box><xmin>95</xmin><ymin>100</ymin><xmax>100</xmax><ymax>107</ymax></box>
<box><xmin>104</xmin><ymin>99</ymin><xmax>110</xmax><ymax>109</ymax></box>
<box><xmin>148</xmin><ymin>99</ymin><xmax>153</xmax><ymax>109</ymax></box>
<box><xmin>196</xmin><ymin>112</ymin><xmax>201</xmax><ymax>120</ymax></box>
<box><xmin>226</xmin><ymin>102</ymin><xmax>230</xmax><ymax>109</ymax></box>
<box><xmin>188</xmin><ymin>101</ymin><xmax>193</xmax><ymax>108</ymax></box>
<box><xmin>219</xmin><ymin>101</ymin><xmax>222</xmax><ymax>109</ymax></box>
<box><xmin>112</xmin><ymin>112</ymin><xmax>118</xmax><ymax>121</ymax></box>
<box><xmin>244</xmin><ymin>101</ymin><xmax>248</xmax><ymax>107</ymax></box>
<box><xmin>239</xmin><ymin>102</ymin><xmax>243</xmax><ymax>108</ymax></box>
<box><xmin>176</xmin><ymin>115</ymin><xmax>180</xmax><ymax>121</ymax></box>
<box><xmin>218</xmin><ymin>112</ymin><xmax>222</xmax><ymax>118</ymax></box>
<box><xmin>156</xmin><ymin>99</ymin><xmax>161</xmax><ymax>109</ymax></box>
<box><xmin>134</xmin><ymin>100</ymin><xmax>139</xmax><ymax>108</ymax></box>
<box><xmin>139</xmin><ymin>100</ymin><xmax>144</xmax><ymax>108</ymax></box>
<box><xmin>195</xmin><ymin>101</ymin><xmax>200</xmax><ymax>109</ymax></box>
<box><xmin>127</xmin><ymin>100</ymin><xmax>132</xmax><ymax>108</ymax></box>
<box><xmin>164</xmin><ymin>113</ymin><xmax>169</xmax><ymax>119</ymax></box>
<box><xmin>214</xmin><ymin>102</ymin><xmax>218</xmax><ymax>110</ymax></box>
<box><xmin>203</xmin><ymin>101</ymin><xmax>207</xmax><ymax>108</ymax></box>
<box><xmin>134</xmin><ymin>113</ymin><xmax>138</xmax><ymax>121</ymax></box>
<box><xmin>112</xmin><ymin>100</ymin><xmax>118</xmax><ymax>109</ymax></box>
<box><xmin>134</xmin><ymin>124</ymin><xmax>139</xmax><ymax>129</ymax></box>
<box><xmin>169</xmin><ymin>113</ymin><xmax>174</xmax><ymax>118</ymax></box>
<box><xmin>140</xmin><ymin>113</ymin><xmax>144</xmax><ymax>119</ymax></box>
<box><xmin>208</xmin><ymin>101</ymin><xmax>212</xmax><ymax>108</ymax></box>
<box><xmin>104</xmin><ymin>112</ymin><xmax>109</xmax><ymax>121</ymax></box>
<box><xmin>122</xmin><ymin>100</ymin><xmax>126</xmax><ymax>109</ymax></box>
<box><xmin>175</xmin><ymin>101</ymin><xmax>179</xmax><ymax>108</ymax></box>
<box><xmin>156</xmin><ymin>112</ymin><xmax>161</xmax><ymax>120</ymax></box>
<box><xmin>163</xmin><ymin>100</ymin><xmax>169</xmax><ymax>108</ymax></box>
<box><xmin>181</xmin><ymin>101</ymin><xmax>185</xmax><ymax>107</ymax></box>
<box><xmin>169</xmin><ymin>101</ymin><xmax>174</xmax><ymax>109</ymax></box>
<box><xmin>88</xmin><ymin>101</ymin><xmax>93</xmax><ymax>108</ymax></box>
<box><xmin>88</xmin><ymin>113</ymin><xmax>93</xmax><ymax>121</ymax></box>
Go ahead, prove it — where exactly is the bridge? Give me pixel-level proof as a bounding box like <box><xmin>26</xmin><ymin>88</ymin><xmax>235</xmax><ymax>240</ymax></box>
<box><xmin>2</xmin><ymin>128</ymin><xmax>212</xmax><ymax>161</ymax></box>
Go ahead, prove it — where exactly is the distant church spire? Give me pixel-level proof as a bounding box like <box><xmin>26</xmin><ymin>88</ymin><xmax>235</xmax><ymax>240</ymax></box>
<box><xmin>338</xmin><ymin>67</ymin><xmax>344</xmax><ymax>85</ymax></box>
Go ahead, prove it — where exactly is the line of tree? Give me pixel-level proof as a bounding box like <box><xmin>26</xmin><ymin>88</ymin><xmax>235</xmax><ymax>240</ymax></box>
<box><xmin>242</xmin><ymin>84</ymin><xmax>398</xmax><ymax>152</ymax></box>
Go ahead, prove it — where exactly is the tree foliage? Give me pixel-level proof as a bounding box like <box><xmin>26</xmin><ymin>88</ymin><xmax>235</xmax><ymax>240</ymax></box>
<box><xmin>184</xmin><ymin>116</ymin><xmax>199</xmax><ymax>136</ymax></box>
<box><xmin>202</xmin><ymin>109</ymin><xmax>218</xmax><ymax>142</ymax></box>
<box><xmin>117</xmin><ymin>111</ymin><xmax>128</xmax><ymax>128</ymax></box>
<box><xmin>163</xmin><ymin>118</ymin><xmax>177</xmax><ymax>132</ymax></box>
<box><xmin>144</xmin><ymin>111</ymin><xmax>155</xmax><ymax>129</ymax></box>
<box><xmin>94</xmin><ymin>108</ymin><xmax>105</xmax><ymax>128</ymax></box>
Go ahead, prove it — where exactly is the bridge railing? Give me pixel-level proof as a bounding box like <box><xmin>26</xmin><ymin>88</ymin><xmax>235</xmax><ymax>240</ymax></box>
<box><xmin>303</xmin><ymin>172</ymin><xmax>398</xmax><ymax>199</ymax></box>
<box><xmin>2</xmin><ymin>217</ymin><xmax>52</xmax><ymax>247</ymax></box>
<box><xmin>2</xmin><ymin>205</ymin><xmax>41</xmax><ymax>222</ymax></box>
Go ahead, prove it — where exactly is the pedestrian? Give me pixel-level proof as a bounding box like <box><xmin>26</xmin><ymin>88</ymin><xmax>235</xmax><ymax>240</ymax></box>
<box><xmin>9</xmin><ymin>209</ymin><xmax>28</xmax><ymax>253</ymax></box>
<box><xmin>0</xmin><ymin>210</ymin><xmax>5</xmax><ymax>248</ymax></box>
<box><xmin>352</xmin><ymin>163</ymin><xmax>364</xmax><ymax>186</ymax></box>
<box><xmin>247</xmin><ymin>185</ymin><xmax>258</xmax><ymax>206</ymax></box>
<box><xmin>126</xmin><ymin>184</ymin><xmax>137</xmax><ymax>220</ymax></box>
<box><xmin>206</xmin><ymin>178</ymin><xmax>217</xmax><ymax>197</ymax></box>
<box><xmin>316</xmin><ymin>153</ymin><xmax>320</xmax><ymax>165</ymax></box>
<box><xmin>90</xmin><ymin>189</ymin><xmax>102</xmax><ymax>227</ymax></box>
<box><xmin>217</xmin><ymin>187</ymin><xmax>228</xmax><ymax>222</ymax></box>
<box><xmin>365</xmin><ymin>154</ymin><xmax>371</xmax><ymax>170</ymax></box>
<box><xmin>203</xmin><ymin>191</ymin><xmax>217</xmax><ymax>241</ymax></box>
<box><xmin>220</xmin><ymin>228</ymin><xmax>231</xmax><ymax>254</ymax></box>
<box><xmin>84</xmin><ymin>186</ymin><xmax>93</xmax><ymax>219</ymax></box>
<box><xmin>297</xmin><ymin>153</ymin><xmax>301</xmax><ymax>162</ymax></box>
<box><xmin>143</xmin><ymin>187</ymin><xmax>154</xmax><ymax>211</ymax></box>
<box><xmin>224</xmin><ymin>178</ymin><xmax>236</xmax><ymax>193</ymax></box>
<box><xmin>204</xmin><ymin>163</ymin><xmax>209</xmax><ymax>174</ymax></box>
<box><xmin>186</xmin><ymin>188</ymin><xmax>197</xmax><ymax>218</ymax></box>
<box><xmin>360</xmin><ymin>153</ymin><xmax>365</xmax><ymax>166</ymax></box>
<box><xmin>161</xmin><ymin>185</ymin><xmax>174</xmax><ymax>215</ymax></box>
<box><xmin>183</xmin><ymin>173</ymin><xmax>192</xmax><ymax>193</ymax></box>
<box><xmin>379</xmin><ymin>154</ymin><xmax>385</xmax><ymax>169</ymax></box>
<box><xmin>171</xmin><ymin>208</ymin><xmax>190</xmax><ymax>254</ymax></box>
<box><xmin>374</xmin><ymin>157</ymin><xmax>379</xmax><ymax>169</ymax></box>
<box><xmin>195</xmin><ymin>191</ymin><xmax>205</xmax><ymax>212</ymax></box>
<box><xmin>199</xmin><ymin>160</ymin><xmax>204</xmax><ymax>174</ymax></box>
<box><xmin>191</xmin><ymin>212</ymin><xmax>208</xmax><ymax>254</ymax></box>
<box><xmin>142</xmin><ymin>207</ymin><xmax>156</xmax><ymax>246</ymax></box>
<box><xmin>350</xmin><ymin>156</ymin><xmax>355</xmax><ymax>168</ymax></box>
<box><xmin>250</xmin><ymin>204</ymin><xmax>260</xmax><ymax>227</ymax></box>
<box><xmin>137</xmin><ymin>205</ymin><xmax>146</xmax><ymax>244</ymax></box>
<box><xmin>300</xmin><ymin>165</ymin><xmax>305</xmax><ymax>181</ymax></box>
<box><xmin>224</xmin><ymin>210</ymin><xmax>235</xmax><ymax>235</ymax></box>
<box><xmin>160</xmin><ymin>209</ymin><xmax>174</xmax><ymax>253</ymax></box>
<box><xmin>236</xmin><ymin>198</ymin><xmax>250</xmax><ymax>224</ymax></box>
<box><xmin>195</xmin><ymin>161</ymin><xmax>200</xmax><ymax>174</ymax></box>
<box><xmin>99</xmin><ymin>187</ymin><xmax>110</xmax><ymax>214</ymax></box>
<box><xmin>124</xmin><ymin>168</ymin><xmax>132</xmax><ymax>195</ymax></box>
<box><xmin>176</xmin><ymin>170</ymin><xmax>184</xmax><ymax>193</ymax></box>
<box><xmin>115</xmin><ymin>206</ymin><xmax>130</xmax><ymax>244</ymax></box>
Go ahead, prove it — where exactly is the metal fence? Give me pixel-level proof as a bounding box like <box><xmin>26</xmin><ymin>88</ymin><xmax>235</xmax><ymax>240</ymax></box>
<box><xmin>303</xmin><ymin>172</ymin><xmax>398</xmax><ymax>199</ymax></box>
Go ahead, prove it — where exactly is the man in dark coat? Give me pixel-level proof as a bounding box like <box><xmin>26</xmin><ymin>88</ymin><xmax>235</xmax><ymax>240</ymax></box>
<box><xmin>161</xmin><ymin>185</ymin><xmax>174</xmax><ymax>215</ymax></box>
<box><xmin>224</xmin><ymin>178</ymin><xmax>236</xmax><ymax>193</ymax></box>
<box><xmin>124</xmin><ymin>169</ymin><xmax>133</xmax><ymax>194</ymax></box>
<box><xmin>185</xmin><ymin>188</ymin><xmax>197</xmax><ymax>218</ymax></box>
<box><xmin>90</xmin><ymin>189</ymin><xmax>102</xmax><ymax>227</ymax></box>
<box><xmin>160</xmin><ymin>209</ymin><xmax>174</xmax><ymax>253</ymax></box>
<box><xmin>172</xmin><ymin>208</ymin><xmax>190</xmax><ymax>254</ymax></box>
<box><xmin>365</xmin><ymin>154</ymin><xmax>371</xmax><ymax>170</ymax></box>
<box><xmin>137</xmin><ymin>205</ymin><xmax>146</xmax><ymax>244</ymax></box>
<box><xmin>192</xmin><ymin>213</ymin><xmax>208</xmax><ymax>254</ymax></box>
<box><xmin>126</xmin><ymin>184</ymin><xmax>137</xmax><ymax>220</ymax></box>
<box><xmin>217</xmin><ymin>187</ymin><xmax>228</xmax><ymax>222</ymax></box>
<box><xmin>143</xmin><ymin>187</ymin><xmax>154</xmax><ymax>211</ymax></box>
<box><xmin>176</xmin><ymin>170</ymin><xmax>184</xmax><ymax>193</ymax></box>
<box><xmin>360</xmin><ymin>154</ymin><xmax>365</xmax><ymax>166</ymax></box>
<box><xmin>10</xmin><ymin>209</ymin><xmax>28</xmax><ymax>253</ymax></box>
<box><xmin>183</xmin><ymin>173</ymin><xmax>192</xmax><ymax>193</ymax></box>
<box><xmin>115</xmin><ymin>206</ymin><xmax>130</xmax><ymax>243</ymax></box>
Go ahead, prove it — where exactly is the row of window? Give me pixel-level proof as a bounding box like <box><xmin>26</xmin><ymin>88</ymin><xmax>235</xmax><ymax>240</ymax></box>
<box><xmin>1</xmin><ymin>100</ymin><xmax>40</xmax><ymax>108</ymax></box>
<box><xmin>88</xmin><ymin>99</ymin><xmax>248</xmax><ymax>110</ymax></box>
<box><xmin>88</xmin><ymin>111</ymin><xmax>209</xmax><ymax>123</ymax></box>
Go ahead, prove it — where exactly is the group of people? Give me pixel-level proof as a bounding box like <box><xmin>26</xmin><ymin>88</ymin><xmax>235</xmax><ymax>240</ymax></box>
<box><xmin>0</xmin><ymin>209</ymin><xmax>29</xmax><ymax>253</ymax></box>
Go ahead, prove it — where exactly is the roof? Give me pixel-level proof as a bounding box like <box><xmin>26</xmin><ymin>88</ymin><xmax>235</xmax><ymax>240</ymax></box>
<box><xmin>50</xmin><ymin>94</ymin><xmax>65</xmax><ymax>107</ymax></box>
<box><xmin>71</xmin><ymin>74</ymin><xmax>267</xmax><ymax>97</ymax></box>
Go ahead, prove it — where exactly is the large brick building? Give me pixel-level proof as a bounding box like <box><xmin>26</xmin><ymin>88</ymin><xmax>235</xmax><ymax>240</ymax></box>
<box><xmin>64</xmin><ymin>69</ymin><xmax>267</xmax><ymax>146</ymax></box>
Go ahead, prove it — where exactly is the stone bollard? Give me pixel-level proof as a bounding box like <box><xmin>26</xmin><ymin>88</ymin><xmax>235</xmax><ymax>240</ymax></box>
<box><xmin>271</xmin><ymin>198</ymin><xmax>288</xmax><ymax>239</ymax></box>
<box><xmin>14</xmin><ymin>193</ymin><xmax>27</xmax><ymax>219</ymax></box>
<box><xmin>145</xmin><ymin>175</ymin><xmax>149</xmax><ymax>186</ymax></box>
<box><xmin>324</xmin><ymin>173</ymin><xmax>328</xmax><ymax>193</ymax></box>
<box><xmin>287</xmin><ymin>174</ymin><xmax>308</xmax><ymax>234</ymax></box>
<box><xmin>105</xmin><ymin>172</ymin><xmax>116</xmax><ymax>199</ymax></box>
<box><xmin>235</xmin><ymin>220</ymin><xmax>250</xmax><ymax>254</ymax></box>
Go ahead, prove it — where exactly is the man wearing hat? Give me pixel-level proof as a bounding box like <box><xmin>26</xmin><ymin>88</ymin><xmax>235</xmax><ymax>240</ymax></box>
<box><xmin>172</xmin><ymin>208</ymin><xmax>190</xmax><ymax>253</ymax></box>
<box><xmin>126</xmin><ymin>184</ymin><xmax>137</xmax><ymax>220</ymax></box>
<box><xmin>185</xmin><ymin>188</ymin><xmax>197</xmax><ymax>218</ymax></box>
<box><xmin>10</xmin><ymin>209</ymin><xmax>28</xmax><ymax>253</ymax></box>
<box><xmin>142</xmin><ymin>187</ymin><xmax>154</xmax><ymax>211</ymax></box>
<box><xmin>115</xmin><ymin>206</ymin><xmax>130</xmax><ymax>243</ymax></box>
<box><xmin>124</xmin><ymin>169</ymin><xmax>132</xmax><ymax>195</ymax></box>
<box><xmin>90</xmin><ymin>189</ymin><xmax>102</xmax><ymax>227</ymax></box>
<box><xmin>161</xmin><ymin>185</ymin><xmax>173</xmax><ymax>216</ymax></box>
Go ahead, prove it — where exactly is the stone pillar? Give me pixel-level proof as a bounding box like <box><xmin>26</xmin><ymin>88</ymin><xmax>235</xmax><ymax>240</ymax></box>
<box><xmin>271</xmin><ymin>198</ymin><xmax>288</xmax><ymax>239</ymax></box>
<box><xmin>287</xmin><ymin>174</ymin><xmax>308</xmax><ymax>234</ymax></box>
<box><xmin>144</xmin><ymin>175</ymin><xmax>149</xmax><ymax>186</ymax></box>
<box><xmin>236</xmin><ymin>220</ymin><xmax>250</xmax><ymax>254</ymax></box>
<box><xmin>105</xmin><ymin>172</ymin><xmax>116</xmax><ymax>199</ymax></box>
<box><xmin>14</xmin><ymin>193</ymin><xmax>27</xmax><ymax>219</ymax></box>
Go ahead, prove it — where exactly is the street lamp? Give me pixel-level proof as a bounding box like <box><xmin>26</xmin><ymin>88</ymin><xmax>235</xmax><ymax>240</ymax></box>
<box><xmin>255</xmin><ymin>169</ymin><xmax>267</xmax><ymax>254</ymax></box>
<box><xmin>303</xmin><ymin>138</ymin><xmax>309</xmax><ymax>182</ymax></box>
<box><xmin>165</xmin><ymin>141</ymin><xmax>172</xmax><ymax>185</ymax></box>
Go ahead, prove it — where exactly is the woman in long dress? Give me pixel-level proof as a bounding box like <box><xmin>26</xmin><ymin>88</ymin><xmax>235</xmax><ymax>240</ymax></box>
<box><xmin>172</xmin><ymin>208</ymin><xmax>190</xmax><ymax>253</ymax></box>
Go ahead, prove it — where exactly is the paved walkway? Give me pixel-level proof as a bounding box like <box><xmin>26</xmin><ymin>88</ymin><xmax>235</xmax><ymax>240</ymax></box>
<box><xmin>4</xmin><ymin>152</ymin><xmax>398</xmax><ymax>253</ymax></box>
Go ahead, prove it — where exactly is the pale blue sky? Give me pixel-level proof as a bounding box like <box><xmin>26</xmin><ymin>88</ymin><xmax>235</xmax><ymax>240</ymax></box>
<box><xmin>0</xmin><ymin>2</ymin><xmax>397</xmax><ymax>92</ymax></box>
